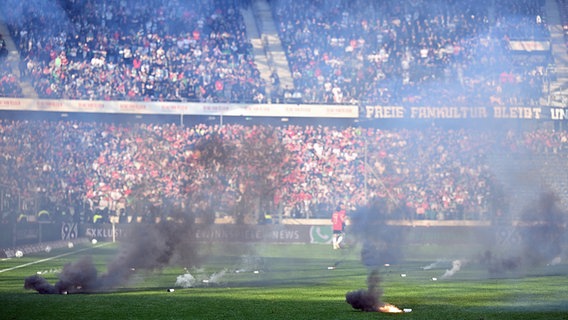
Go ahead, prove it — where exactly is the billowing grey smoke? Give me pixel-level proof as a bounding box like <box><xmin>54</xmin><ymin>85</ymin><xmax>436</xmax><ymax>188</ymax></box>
<box><xmin>345</xmin><ymin>269</ymin><xmax>382</xmax><ymax>312</ymax></box>
<box><xmin>23</xmin><ymin>126</ymin><xmax>290</xmax><ymax>294</ymax></box>
<box><xmin>479</xmin><ymin>191</ymin><xmax>566</xmax><ymax>275</ymax></box>
<box><xmin>25</xmin><ymin>255</ymin><xmax>99</xmax><ymax>294</ymax></box>
<box><xmin>24</xmin><ymin>275</ymin><xmax>58</xmax><ymax>294</ymax></box>
<box><xmin>345</xmin><ymin>199</ymin><xmax>406</xmax><ymax>311</ymax></box>
<box><xmin>25</xmin><ymin>220</ymin><xmax>201</xmax><ymax>294</ymax></box>
<box><xmin>441</xmin><ymin>259</ymin><xmax>466</xmax><ymax>279</ymax></box>
<box><xmin>518</xmin><ymin>191</ymin><xmax>565</xmax><ymax>267</ymax></box>
<box><xmin>348</xmin><ymin>198</ymin><xmax>405</xmax><ymax>268</ymax></box>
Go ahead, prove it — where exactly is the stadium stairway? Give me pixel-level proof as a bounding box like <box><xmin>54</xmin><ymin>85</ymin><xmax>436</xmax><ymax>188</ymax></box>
<box><xmin>0</xmin><ymin>18</ymin><xmax>38</xmax><ymax>98</ymax></box>
<box><xmin>241</xmin><ymin>5</ymin><xmax>276</xmax><ymax>100</ymax></box>
<box><xmin>250</xmin><ymin>0</ymin><xmax>295</xmax><ymax>94</ymax></box>
<box><xmin>545</xmin><ymin>0</ymin><xmax>568</xmax><ymax>106</ymax></box>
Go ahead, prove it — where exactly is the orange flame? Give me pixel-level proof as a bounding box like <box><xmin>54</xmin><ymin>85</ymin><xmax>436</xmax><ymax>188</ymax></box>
<box><xmin>378</xmin><ymin>303</ymin><xmax>404</xmax><ymax>313</ymax></box>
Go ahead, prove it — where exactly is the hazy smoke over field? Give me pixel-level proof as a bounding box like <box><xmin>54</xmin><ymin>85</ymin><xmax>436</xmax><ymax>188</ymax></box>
<box><xmin>345</xmin><ymin>199</ymin><xmax>406</xmax><ymax>311</ymax></box>
<box><xmin>519</xmin><ymin>192</ymin><xmax>565</xmax><ymax>267</ymax></box>
<box><xmin>479</xmin><ymin>191</ymin><xmax>566</xmax><ymax>275</ymax></box>
<box><xmin>175</xmin><ymin>268</ymin><xmax>228</xmax><ymax>288</ymax></box>
<box><xmin>25</xmin><ymin>221</ymin><xmax>201</xmax><ymax>294</ymax></box>
<box><xmin>423</xmin><ymin>190</ymin><xmax>567</xmax><ymax>278</ymax></box>
<box><xmin>349</xmin><ymin>198</ymin><xmax>405</xmax><ymax>268</ymax></box>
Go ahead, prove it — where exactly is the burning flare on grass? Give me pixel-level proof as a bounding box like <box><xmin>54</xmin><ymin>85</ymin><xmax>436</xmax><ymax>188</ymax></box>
<box><xmin>345</xmin><ymin>269</ymin><xmax>404</xmax><ymax>313</ymax></box>
<box><xmin>378</xmin><ymin>303</ymin><xmax>404</xmax><ymax>313</ymax></box>
<box><xmin>345</xmin><ymin>269</ymin><xmax>382</xmax><ymax>311</ymax></box>
<box><xmin>346</xmin><ymin>199</ymin><xmax>409</xmax><ymax>313</ymax></box>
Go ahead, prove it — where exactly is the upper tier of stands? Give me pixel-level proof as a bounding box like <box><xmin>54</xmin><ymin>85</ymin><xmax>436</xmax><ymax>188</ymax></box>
<box><xmin>0</xmin><ymin>0</ymin><xmax>558</xmax><ymax>106</ymax></box>
<box><xmin>3</xmin><ymin>0</ymin><xmax>266</xmax><ymax>102</ymax></box>
<box><xmin>270</xmin><ymin>0</ymin><xmax>551</xmax><ymax>106</ymax></box>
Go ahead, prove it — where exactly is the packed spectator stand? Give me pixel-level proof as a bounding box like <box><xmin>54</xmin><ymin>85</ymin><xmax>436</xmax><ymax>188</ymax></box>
<box><xmin>0</xmin><ymin>59</ymin><xmax>22</xmax><ymax>98</ymax></box>
<box><xmin>0</xmin><ymin>33</ymin><xmax>23</xmax><ymax>97</ymax></box>
<box><xmin>1</xmin><ymin>118</ymin><xmax>568</xmax><ymax>225</ymax></box>
<box><xmin>0</xmin><ymin>0</ymin><xmax>567</xmax><ymax>225</ymax></box>
<box><xmin>270</xmin><ymin>0</ymin><xmax>550</xmax><ymax>106</ymax></box>
<box><xmin>3</xmin><ymin>0</ymin><xmax>266</xmax><ymax>103</ymax></box>
<box><xmin>0</xmin><ymin>0</ymin><xmax>556</xmax><ymax>105</ymax></box>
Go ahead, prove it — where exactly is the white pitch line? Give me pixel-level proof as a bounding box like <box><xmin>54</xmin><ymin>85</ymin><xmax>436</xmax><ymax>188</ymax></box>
<box><xmin>0</xmin><ymin>242</ymin><xmax>111</xmax><ymax>274</ymax></box>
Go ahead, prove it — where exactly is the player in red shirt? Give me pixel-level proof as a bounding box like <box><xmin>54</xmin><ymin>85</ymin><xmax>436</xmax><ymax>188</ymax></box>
<box><xmin>331</xmin><ymin>203</ymin><xmax>347</xmax><ymax>249</ymax></box>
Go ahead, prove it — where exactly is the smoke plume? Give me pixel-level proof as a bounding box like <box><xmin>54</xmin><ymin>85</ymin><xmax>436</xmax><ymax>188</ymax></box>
<box><xmin>175</xmin><ymin>273</ymin><xmax>196</xmax><ymax>288</ymax></box>
<box><xmin>518</xmin><ymin>191</ymin><xmax>565</xmax><ymax>268</ymax></box>
<box><xmin>25</xmin><ymin>220</ymin><xmax>202</xmax><ymax>294</ymax></box>
<box><xmin>345</xmin><ymin>198</ymin><xmax>406</xmax><ymax>311</ymax></box>
<box><xmin>175</xmin><ymin>269</ymin><xmax>227</xmax><ymax>288</ymax></box>
<box><xmin>441</xmin><ymin>259</ymin><xmax>466</xmax><ymax>279</ymax></box>
<box><xmin>422</xmin><ymin>259</ymin><xmax>448</xmax><ymax>270</ymax></box>
<box><xmin>348</xmin><ymin>198</ymin><xmax>405</xmax><ymax>268</ymax></box>
<box><xmin>345</xmin><ymin>269</ymin><xmax>382</xmax><ymax>312</ymax></box>
<box><xmin>24</xmin><ymin>255</ymin><xmax>99</xmax><ymax>294</ymax></box>
<box><xmin>478</xmin><ymin>191</ymin><xmax>566</xmax><ymax>276</ymax></box>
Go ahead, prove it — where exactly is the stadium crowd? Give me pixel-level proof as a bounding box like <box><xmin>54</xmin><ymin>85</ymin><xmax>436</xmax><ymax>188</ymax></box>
<box><xmin>1</xmin><ymin>119</ymin><xmax>568</xmax><ymax>225</ymax></box>
<box><xmin>3</xmin><ymin>0</ymin><xmax>266</xmax><ymax>103</ymax></box>
<box><xmin>0</xmin><ymin>58</ymin><xmax>22</xmax><ymax>98</ymax></box>
<box><xmin>0</xmin><ymin>32</ymin><xmax>23</xmax><ymax>98</ymax></box>
<box><xmin>0</xmin><ymin>0</ymin><xmax>553</xmax><ymax>105</ymax></box>
<box><xmin>0</xmin><ymin>0</ymin><xmax>565</xmax><ymax>225</ymax></box>
<box><xmin>271</xmin><ymin>0</ymin><xmax>549</xmax><ymax>106</ymax></box>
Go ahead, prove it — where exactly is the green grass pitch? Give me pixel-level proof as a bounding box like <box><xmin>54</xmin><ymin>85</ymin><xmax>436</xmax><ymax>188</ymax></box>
<box><xmin>1</xmin><ymin>242</ymin><xmax>567</xmax><ymax>320</ymax></box>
